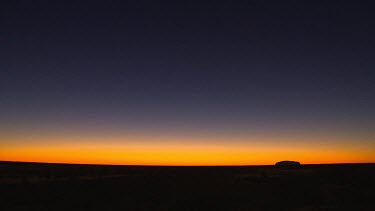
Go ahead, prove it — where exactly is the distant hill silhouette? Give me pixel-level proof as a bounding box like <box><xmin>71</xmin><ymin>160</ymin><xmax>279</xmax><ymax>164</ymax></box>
<box><xmin>275</xmin><ymin>160</ymin><xmax>301</xmax><ymax>167</ymax></box>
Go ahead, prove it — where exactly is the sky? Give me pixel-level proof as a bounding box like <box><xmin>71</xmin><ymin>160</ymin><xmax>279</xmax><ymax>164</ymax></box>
<box><xmin>1</xmin><ymin>0</ymin><xmax>375</xmax><ymax>165</ymax></box>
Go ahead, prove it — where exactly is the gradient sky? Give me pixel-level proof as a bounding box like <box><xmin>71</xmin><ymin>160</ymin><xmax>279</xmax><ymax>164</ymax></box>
<box><xmin>1</xmin><ymin>0</ymin><xmax>375</xmax><ymax>165</ymax></box>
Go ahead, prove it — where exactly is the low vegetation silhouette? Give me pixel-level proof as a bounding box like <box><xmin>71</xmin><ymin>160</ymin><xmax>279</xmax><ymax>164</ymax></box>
<box><xmin>1</xmin><ymin>161</ymin><xmax>375</xmax><ymax>210</ymax></box>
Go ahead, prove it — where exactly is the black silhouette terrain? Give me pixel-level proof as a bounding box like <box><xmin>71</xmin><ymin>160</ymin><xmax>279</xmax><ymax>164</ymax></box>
<box><xmin>0</xmin><ymin>161</ymin><xmax>374</xmax><ymax>210</ymax></box>
<box><xmin>275</xmin><ymin>160</ymin><xmax>301</xmax><ymax>167</ymax></box>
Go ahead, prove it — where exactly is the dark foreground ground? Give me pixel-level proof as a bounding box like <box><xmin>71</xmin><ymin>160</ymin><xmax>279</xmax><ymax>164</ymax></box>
<box><xmin>0</xmin><ymin>161</ymin><xmax>374</xmax><ymax>211</ymax></box>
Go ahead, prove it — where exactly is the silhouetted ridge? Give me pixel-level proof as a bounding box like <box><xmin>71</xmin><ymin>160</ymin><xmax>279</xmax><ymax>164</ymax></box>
<box><xmin>275</xmin><ymin>160</ymin><xmax>301</xmax><ymax>167</ymax></box>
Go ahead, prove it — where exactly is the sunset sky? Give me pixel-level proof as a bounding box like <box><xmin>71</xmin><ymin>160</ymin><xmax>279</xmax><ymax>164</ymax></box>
<box><xmin>1</xmin><ymin>0</ymin><xmax>374</xmax><ymax>165</ymax></box>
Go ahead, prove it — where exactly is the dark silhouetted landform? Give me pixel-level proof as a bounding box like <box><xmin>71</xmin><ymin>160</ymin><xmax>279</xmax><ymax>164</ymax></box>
<box><xmin>275</xmin><ymin>160</ymin><xmax>301</xmax><ymax>167</ymax></box>
<box><xmin>0</xmin><ymin>161</ymin><xmax>374</xmax><ymax>210</ymax></box>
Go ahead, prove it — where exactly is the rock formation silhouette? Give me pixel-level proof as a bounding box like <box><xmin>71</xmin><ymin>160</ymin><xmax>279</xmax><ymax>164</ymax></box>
<box><xmin>275</xmin><ymin>160</ymin><xmax>301</xmax><ymax>167</ymax></box>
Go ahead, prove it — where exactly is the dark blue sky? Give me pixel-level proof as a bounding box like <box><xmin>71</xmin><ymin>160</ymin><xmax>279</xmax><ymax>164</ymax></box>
<box><xmin>2</xmin><ymin>0</ymin><xmax>375</xmax><ymax>139</ymax></box>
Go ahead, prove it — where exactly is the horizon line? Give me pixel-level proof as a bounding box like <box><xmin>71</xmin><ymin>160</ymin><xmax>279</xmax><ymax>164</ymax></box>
<box><xmin>1</xmin><ymin>160</ymin><xmax>374</xmax><ymax>167</ymax></box>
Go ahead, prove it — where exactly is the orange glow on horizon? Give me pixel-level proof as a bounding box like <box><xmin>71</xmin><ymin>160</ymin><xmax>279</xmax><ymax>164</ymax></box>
<box><xmin>1</xmin><ymin>132</ymin><xmax>374</xmax><ymax>165</ymax></box>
